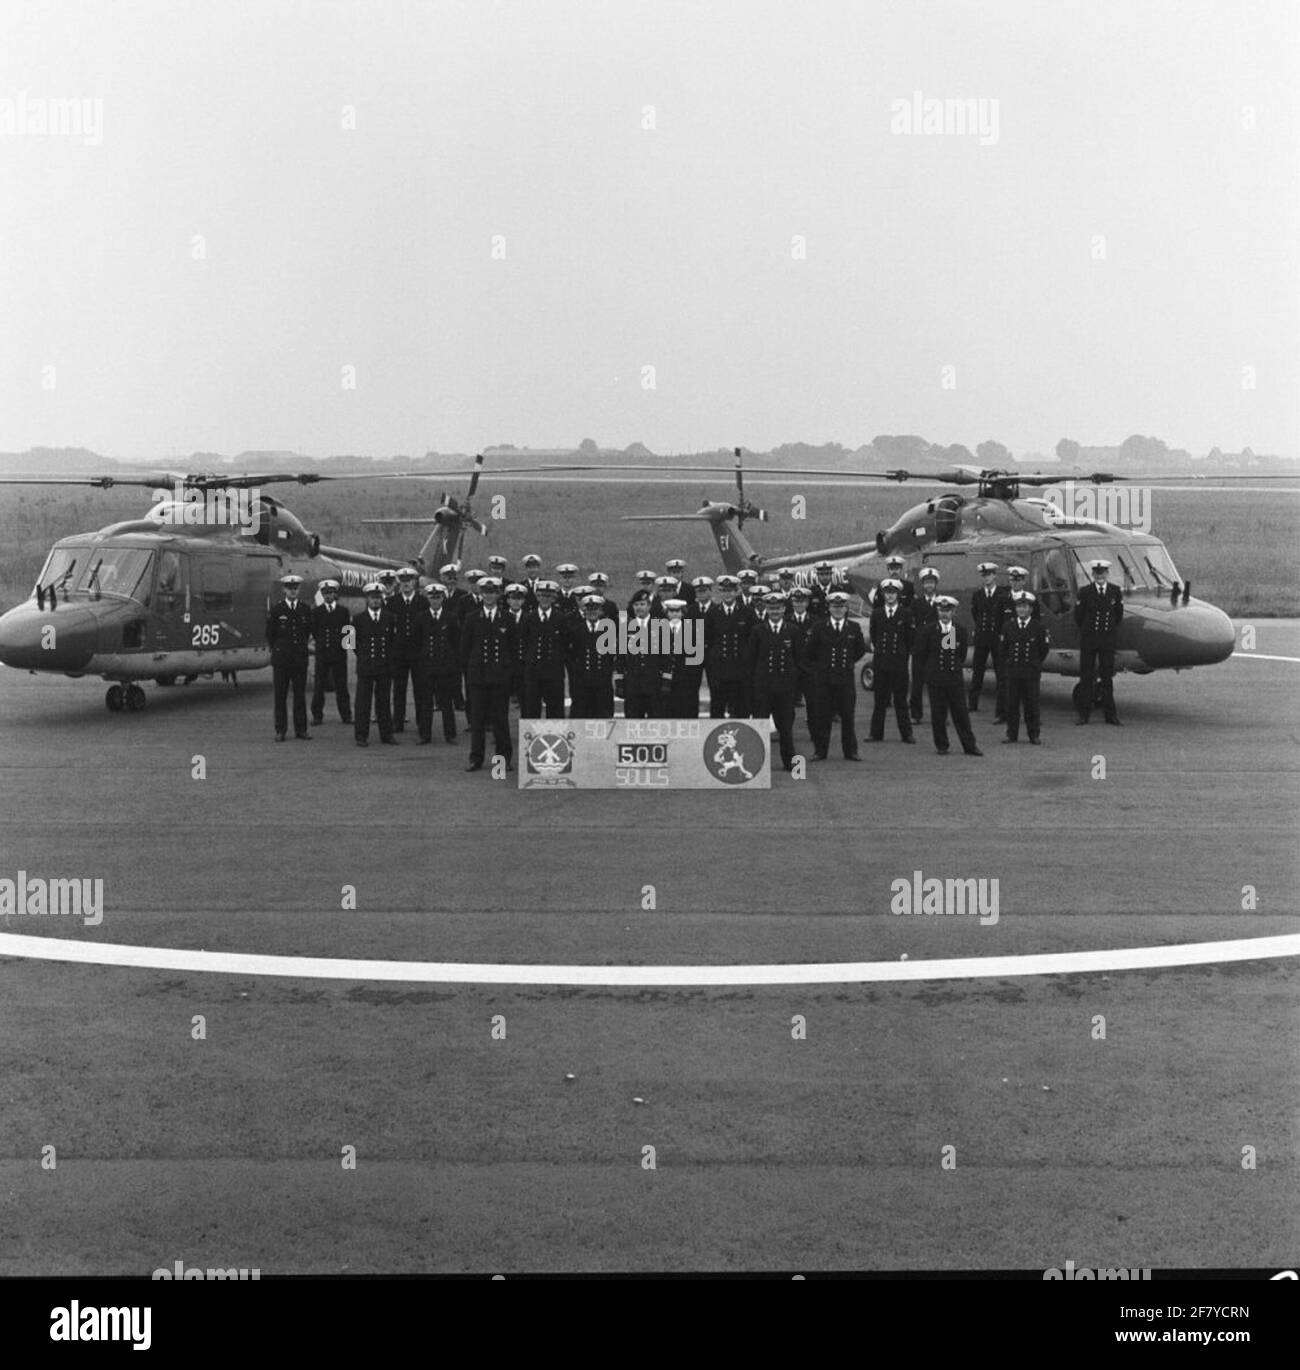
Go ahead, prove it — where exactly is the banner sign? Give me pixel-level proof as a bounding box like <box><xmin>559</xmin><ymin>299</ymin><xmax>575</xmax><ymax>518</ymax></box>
<box><xmin>518</xmin><ymin>718</ymin><xmax>772</xmax><ymax>789</ymax></box>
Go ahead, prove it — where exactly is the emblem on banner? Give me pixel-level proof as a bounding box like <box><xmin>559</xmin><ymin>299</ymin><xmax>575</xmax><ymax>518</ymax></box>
<box><xmin>704</xmin><ymin>723</ymin><xmax>765</xmax><ymax>784</ymax></box>
<box><xmin>523</xmin><ymin>726</ymin><xmax>576</xmax><ymax>781</ymax></box>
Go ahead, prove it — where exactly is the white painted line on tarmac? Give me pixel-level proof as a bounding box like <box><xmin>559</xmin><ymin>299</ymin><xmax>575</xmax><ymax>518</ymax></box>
<box><xmin>0</xmin><ymin>932</ymin><xmax>1296</xmax><ymax>986</ymax></box>
<box><xmin>1231</xmin><ymin>652</ymin><xmax>1300</xmax><ymax>663</ymax></box>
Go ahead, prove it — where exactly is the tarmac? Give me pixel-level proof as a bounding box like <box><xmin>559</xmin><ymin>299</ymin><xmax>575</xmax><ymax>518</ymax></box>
<box><xmin>0</xmin><ymin>622</ymin><xmax>1296</xmax><ymax>1272</ymax></box>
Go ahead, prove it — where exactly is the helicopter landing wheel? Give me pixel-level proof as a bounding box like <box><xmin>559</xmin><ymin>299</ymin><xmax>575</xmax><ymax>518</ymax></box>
<box><xmin>124</xmin><ymin>683</ymin><xmax>147</xmax><ymax>712</ymax></box>
<box><xmin>860</xmin><ymin>663</ymin><xmax>874</xmax><ymax>692</ymax></box>
<box><xmin>106</xmin><ymin>685</ymin><xmax>125</xmax><ymax>712</ymax></box>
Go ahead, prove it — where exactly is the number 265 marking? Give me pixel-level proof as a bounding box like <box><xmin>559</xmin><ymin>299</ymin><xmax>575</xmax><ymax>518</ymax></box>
<box><xmin>191</xmin><ymin>624</ymin><xmax>221</xmax><ymax>646</ymax></box>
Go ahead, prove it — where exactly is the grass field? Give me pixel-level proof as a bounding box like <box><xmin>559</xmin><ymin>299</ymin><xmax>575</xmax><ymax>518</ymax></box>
<box><xmin>1</xmin><ymin>477</ymin><xmax>1297</xmax><ymax>616</ymax></box>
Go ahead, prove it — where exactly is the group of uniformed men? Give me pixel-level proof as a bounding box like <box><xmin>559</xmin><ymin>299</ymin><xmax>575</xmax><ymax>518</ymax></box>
<box><xmin>264</xmin><ymin>549</ymin><xmax>1125</xmax><ymax>768</ymax></box>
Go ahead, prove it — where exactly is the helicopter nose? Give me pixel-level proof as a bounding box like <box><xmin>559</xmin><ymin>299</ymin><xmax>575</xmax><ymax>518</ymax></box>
<box><xmin>0</xmin><ymin>600</ymin><xmax>99</xmax><ymax>672</ymax></box>
<box><xmin>1133</xmin><ymin>598</ymin><xmax>1236</xmax><ymax>670</ymax></box>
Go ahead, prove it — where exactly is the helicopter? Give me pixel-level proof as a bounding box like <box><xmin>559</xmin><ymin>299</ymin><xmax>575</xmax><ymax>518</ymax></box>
<box><xmin>0</xmin><ymin>458</ymin><xmax>489</xmax><ymax>711</ymax></box>
<box><xmin>485</xmin><ymin>449</ymin><xmax>1267</xmax><ymax>696</ymax></box>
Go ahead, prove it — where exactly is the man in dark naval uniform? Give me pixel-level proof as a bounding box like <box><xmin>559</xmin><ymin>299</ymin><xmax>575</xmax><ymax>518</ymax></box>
<box><xmin>567</xmin><ymin>593</ymin><xmax>617</xmax><ymax>719</ymax></box>
<box><xmin>867</xmin><ymin>578</ymin><xmax>915</xmax><ymax>743</ymax></box>
<box><xmin>803</xmin><ymin>591</ymin><xmax>866</xmax><ymax>761</ymax></box>
<box><xmin>266</xmin><ymin>572</ymin><xmax>314</xmax><ymax>741</ymax></box>
<box><xmin>387</xmin><ymin>566</ymin><xmax>424</xmax><ymax>733</ymax></box>
<box><xmin>522</xmin><ymin>581</ymin><xmax>569</xmax><ymax>719</ymax></box>
<box><xmin>908</xmin><ymin>566</ymin><xmax>941</xmax><ymax>723</ymax></box>
<box><xmin>352</xmin><ymin>580</ymin><xmax>398</xmax><ymax>746</ymax></box>
<box><xmin>460</xmin><ymin>577</ymin><xmax>517</xmax><ymax>771</ymax></box>
<box><xmin>748</xmin><ymin>591</ymin><xmax>802</xmax><ymax>771</ymax></box>
<box><xmin>413</xmin><ymin>582</ymin><xmax>461</xmax><ymax>744</ymax></box>
<box><xmin>619</xmin><ymin>593</ymin><xmax>664</xmax><ymax>719</ymax></box>
<box><xmin>1073</xmin><ymin>557</ymin><xmax>1124</xmax><ymax>725</ymax></box>
<box><xmin>703</xmin><ymin>575</ymin><xmax>754</xmax><ymax>718</ymax></box>
<box><xmin>310</xmin><ymin>578</ymin><xmax>352</xmax><ymax>725</ymax></box>
<box><xmin>1000</xmin><ymin>590</ymin><xmax>1051</xmax><ymax>744</ymax></box>
<box><xmin>881</xmin><ymin>555</ymin><xmax>915</xmax><ymax>607</ymax></box>
<box><xmin>968</xmin><ymin>561</ymin><xmax>1011</xmax><ymax>721</ymax></box>
<box><xmin>914</xmin><ymin>594</ymin><xmax>983</xmax><ymax>756</ymax></box>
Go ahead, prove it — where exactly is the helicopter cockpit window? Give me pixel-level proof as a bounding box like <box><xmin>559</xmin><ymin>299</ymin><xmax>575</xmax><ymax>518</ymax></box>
<box><xmin>155</xmin><ymin>551</ymin><xmax>183</xmax><ymax>608</ymax></box>
<box><xmin>76</xmin><ymin>549</ymin><xmax>154</xmax><ymax>602</ymax></box>
<box><xmin>36</xmin><ymin>547</ymin><xmax>81</xmax><ymax>596</ymax></box>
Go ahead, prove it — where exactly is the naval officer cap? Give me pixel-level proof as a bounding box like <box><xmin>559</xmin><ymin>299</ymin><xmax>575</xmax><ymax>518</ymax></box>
<box><xmin>465</xmin><ymin>568</ymin><xmax>484</xmax><ymax>582</ymax></box>
<box><xmin>885</xmin><ymin>554</ymin><xmax>905</xmax><ymax>566</ymax></box>
<box><xmin>556</xmin><ymin>563</ymin><xmax>579</xmax><ymax>575</ymax></box>
<box><xmin>827</xmin><ymin>591</ymin><xmax>850</xmax><ymax>604</ymax></box>
<box><xmin>1008</xmin><ymin>565</ymin><xmax>1029</xmax><ymax>577</ymax></box>
<box><xmin>396</xmin><ymin>567</ymin><xmax>419</xmax><ymax>580</ymax></box>
<box><xmin>504</xmin><ymin>582</ymin><xmax>527</xmax><ymax>596</ymax></box>
<box><xmin>362</xmin><ymin>580</ymin><xmax>381</xmax><ymax>593</ymax></box>
<box><xmin>880</xmin><ymin>578</ymin><xmax>902</xmax><ymax>592</ymax></box>
<box><xmin>424</xmin><ymin>581</ymin><xmax>447</xmax><ymax>596</ymax></box>
<box><xmin>918</xmin><ymin>566</ymin><xmax>940</xmax><ymax>581</ymax></box>
<box><xmin>439</xmin><ymin>563</ymin><xmax>459</xmax><ymax>576</ymax></box>
<box><xmin>737</xmin><ymin>569</ymin><xmax>759</xmax><ymax>583</ymax></box>
<box><xmin>319</xmin><ymin>578</ymin><xmax>339</xmax><ymax>591</ymax></box>
<box><xmin>691</xmin><ymin>576</ymin><xmax>714</xmax><ymax>588</ymax></box>
<box><xmin>977</xmin><ymin>561</ymin><xmax>998</xmax><ymax>574</ymax></box>
<box><xmin>814</xmin><ymin>561</ymin><xmax>833</xmax><ymax>572</ymax></box>
<box><xmin>663</xmin><ymin>598</ymin><xmax>687</xmax><ymax>611</ymax></box>
<box><xmin>487</xmin><ymin>553</ymin><xmax>507</xmax><ymax>566</ymax></box>
<box><xmin>1011</xmin><ymin>590</ymin><xmax>1036</xmax><ymax>603</ymax></box>
<box><xmin>636</xmin><ymin>569</ymin><xmax>655</xmax><ymax>582</ymax></box>
<box><xmin>1089</xmin><ymin>559</ymin><xmax>1112</xmax><ymax>571</ymax></box>
<box><xmin>764</xmin><ymin>591</ymin><xmax>788</xmax><ymax>604</ymax></box>
<box><xmin>935</xmin><ymin>594</ymin><xmax>959</xmax><ymax>608</ymax></box>
<box><xmin>778</xmin><ymin>567</ymin><xmax>795</xmax><ymax>579</ymax></box>
<box><xmin>749</xmin><ymin>586</ymin><xmax>768</xmax><ymax>601</ymax></box>
<box><xmin>377</xmin><ymin>568</ymin><xmax>398</xmax><ymax>582</ymax></box>
<box><xmin>588</xmin><ymin>572</ymin><xmax>610</xmax><ymax>585</ymax></box>
<box><xmin>579</xmin><ymin>592</ymin><xmax>605</xmax><ymax>607</ymax></box>
<box><xmin>280</xmin><ymin>573</ymin><xmax>303</xmax><ymax>585</ymax></box>
<box><xmin>535</xmin><ymin>579</ymin><xmax>559</xmax><ymax>593</ymax></box>
<box><xmin>665</xmin><ymin>558</ymin><xmax>686</xmax><ymax>570</ymax></box>
<box><xmin>716</xmin><ymin>574</ymin><xmax>739</xmax><ymax>588</ymax></box>
<box><xmin>654</xmin><ymin>575</ymin><xmax>676</xmax><ymax>589</ymax></box>
<box><xmin>478</xmin><ymin>576</ymin><xmax>503</xmax><ymax>592</ymax></box>
<box><xmin>790</xmin><ymin>586</ymin><xmax>811</xmax><ymax>599</ymax></box>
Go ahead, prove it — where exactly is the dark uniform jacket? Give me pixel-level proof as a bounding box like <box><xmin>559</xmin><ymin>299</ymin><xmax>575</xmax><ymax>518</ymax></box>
<box><xmin>703</xmin><ymin>602</ymin><xmax>755</xmax><ymax>682</ymax></box>
<box><xmin>869</xmin><ymin>604</ymin><xmax>914</xmax><ymax>665</ymax></box>
<box><xmin>911</xmin><ymin>592</ymin><xmax>940</xmax><ymax>631</ymax></box>
<box><xmin>749</xmin><ymin>619</ymin><xmax>802</xmax><ymax>691</ymax></box>
<box><xmin>266</xmin><ymin>598</ymin><xmax>313</xmax><ymax>663</ymax></box>
<box><xmin>807</xmin><ymin>580</ymin><xmax>840</xmax><ymax>618</ymax></box>
<box><xmin>460</xmin><ymin>606</ymin><xmax>517</xmax><ymax>685</ymax></box>
<box><xmin>803</xmin><ymin>617</ymin><xmax>867</xmax><ymax>681</ymax></box>
<box><xmin>1073</xmin><ymin>582</ymin><xmax>1123</xmax><ymax>644</ymax></box>
<box><xmin>567</xmin><ymin>617</ymin><xmax>617</xmax><ymax>686</ymax></box>
<box><xmin>618</xmin><ymin>619</ymin><xmax>666</xmax><ymax>693</ymax></box>
<box><xmin>914</xmin><ymin>620</ymin><xmax>970</xmax><ymax>684</ymax></box>
<box><xmin>414</xmin><ymin>605</ymin><xmax>461</xmax><ymax>675</ymax></box>
<box><xmin>310</xmin><ymin>602</ymin><xmax>350</xmax><ymax>661</ymax></box>
<box><xmin>351</xmin><ymin>608</ymin><xmax>397</xmax><ymax>677</ymax></box>
<box><xmin>999</xmin><ymin>617</ymin><xmax>1051</xmax><ymax>676</ymax></box>
<box><xmin>388</xmin><ymin>591</ymin><xmax>425</xmax><ymax>662</ymax></box>
<box><xmin>521</xmin><ymin>608</ymin><xmax>569</xmax><ymax>681</ymax></box>
<box><xmin>445</xmin><ymin>587</ymin><xmax>474</xmax><ymax>624</ymax></box>
<box><xmin>970</xmin><ymin>585</ymin><xmax>1011</xmax><ymax>641</ymax></box>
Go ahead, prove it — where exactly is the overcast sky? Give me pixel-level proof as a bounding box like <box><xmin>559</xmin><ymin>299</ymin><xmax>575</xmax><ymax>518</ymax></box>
<box><xmin>2</xmin><ymin>0</ymin><xmax>1296</xmax><ymax>461</ymax></box>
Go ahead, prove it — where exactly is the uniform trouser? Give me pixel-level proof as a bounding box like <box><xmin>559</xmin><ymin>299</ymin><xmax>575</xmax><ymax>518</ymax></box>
<box><xmin>390</xmin><ymin>658</ymin><xmax>418</xmax><ymax>729</ymax></box>
<box><xmin>928</xmin><ymin>679</ymin><xmax>978</xmax><ymax>752</ymax></box>
<box><xmin>1004</xmin><ymin>674</ymin><xmax>1042</xmax><ymax>739</ymax></box>
<box><xmin>708</xmin><ymin>675</ymin><xmax>750</xmax><ymax>718</ymax></box>
<box><xmin>624</xmin><ymin>687</ymin><xmax>660</xmax><ymax>719</ymax></box>
<box><xmin>968</xmin><ymin>635</ymin><xmax>1002</xmax><ymax>707</ymax></box>
<box><xmin>752</xmin><ymin>684</ymin><xmax>797</xmax><ymax>767</ymax></box>
<box><xmin>312</xmin><ymin>656</ymin><xmax>352</xmax><ymax>722</ymax></box>
<box><xmin>523</xmin><ymin>674</ymin><xmax>566</xmax><ymax>719</ymax></box>
<box><xmin>273</xmin><ymin>656</ymin><xmax>309</xmax><ymax>736</ymax></box>
<box><xmin>909</xmin><ymin>658</ymin><xmax>926</xmax><ymax>720</ymax></box>
<box><xmin>354</xmin><ymin>672</ymin><xmax>392</xmax><ymax>742</ymax></box>
<box><xmin>569</xmin><ymin>681</ymin><xmax>614</xmax><ymax>718</ymax></box>
<box><xmin>811</xmin><ymin>679</ymin><xmax>858</xmax><ymax>757</ymax></box>
<box><xmin>415</xmin><ymin>668</ymin><xmax>459</xmax><ymax>741</ymax></box>
<box><xmin>667</xmin><ymin>680</ymin><xmax>699</xmax><ymax>718</ymax></box>
<box><xmin>1077</xmin><ymin>643</ymin><xmax>1118</xmax><ymax>719</ymax></box>
<box><xmin>467</xmin><ymin>683</ymin><xmax>512</xmax><ymax>763</ymax></box>
<box><xmin>870</xmin><ymin>663</ymin><xmax>913</xmax><ymax>739</ymax></box>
